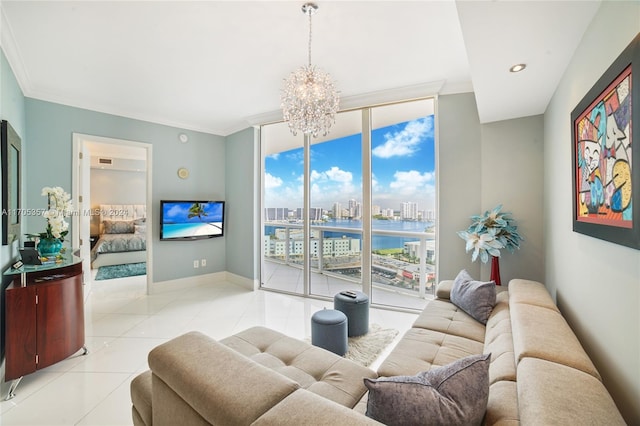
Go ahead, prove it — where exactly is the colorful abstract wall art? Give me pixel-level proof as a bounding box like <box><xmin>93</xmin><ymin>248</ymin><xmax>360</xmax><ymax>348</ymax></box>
<box><xmin>572</xmin><ymin>33</ymin><xmax>640</xmax><ymax>249</ymax></box>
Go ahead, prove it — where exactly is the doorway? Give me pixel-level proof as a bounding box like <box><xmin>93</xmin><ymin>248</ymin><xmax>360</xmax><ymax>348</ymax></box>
<box><xmin>72</xmin><ymin>134</ymin><xmax>153</xmax><ymax>294</ymax></box>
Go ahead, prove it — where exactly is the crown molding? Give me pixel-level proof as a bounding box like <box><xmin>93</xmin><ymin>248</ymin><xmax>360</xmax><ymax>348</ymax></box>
<box><xmin>245</xmin><ymin>80</ymin><xmax>447</xmax><ymax>129</ymax></box>
<box><xmin>1</xmin><ymin>6</ymin><xmax>34</xmax><ymax>98</ymax></box>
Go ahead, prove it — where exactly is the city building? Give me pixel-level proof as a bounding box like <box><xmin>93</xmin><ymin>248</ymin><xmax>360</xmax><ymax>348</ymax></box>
<box><xmin>401</xmin><ymin>202</ymin><xmax>418</xmax><ymax>220</ymax></box>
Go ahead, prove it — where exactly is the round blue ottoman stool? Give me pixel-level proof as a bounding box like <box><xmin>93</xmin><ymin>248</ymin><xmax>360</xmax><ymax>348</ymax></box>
<box><xmin>311</xmin><ymin>309</ymin><xmax>348</xmax><ymax>356</ymax></box>
<box><xmin>334</xmin><ymin>290</ymin><xmax>369</xmax><ymax>337</ymax></box>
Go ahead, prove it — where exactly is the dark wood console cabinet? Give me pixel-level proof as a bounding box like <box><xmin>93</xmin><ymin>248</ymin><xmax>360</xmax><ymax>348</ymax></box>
<box><xmin>3</xmin><ymin>255</ymin><xmax>86</xmax><ymax>398</ymax></box>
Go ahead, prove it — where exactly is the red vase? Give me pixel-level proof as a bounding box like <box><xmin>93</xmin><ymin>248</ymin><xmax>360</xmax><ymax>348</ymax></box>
<box><xmin>490</xmin><ymin>256</ymin><xmax>501</xmax><ymax>286</ymax></box>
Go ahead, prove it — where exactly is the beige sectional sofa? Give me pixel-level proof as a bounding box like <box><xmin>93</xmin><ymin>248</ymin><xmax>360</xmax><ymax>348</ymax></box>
<box><xmin>131</xmin><ymin>326</ymin><xmax>380</xmax><ymax>426</ymax></box>
<box><xmin>131</xmin><ymin>279</ymin><xmax>625</xmax><ymax>425</ymax></box>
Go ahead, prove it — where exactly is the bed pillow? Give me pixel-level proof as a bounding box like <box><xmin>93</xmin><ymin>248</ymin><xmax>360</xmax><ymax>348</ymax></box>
<box><xmin>451</xmin><ymin>269</ymin><xmax>496</xmax><ymax>324</ymax></box>
<box><xmin>364</xmin><ymin>353</ymin><xmax>491</xmax><ymax>426</ymax></box>
<box><xmin>103</xmin><ymin>219</ymin><xmax>135</xmax><ymax>234</ymax></box>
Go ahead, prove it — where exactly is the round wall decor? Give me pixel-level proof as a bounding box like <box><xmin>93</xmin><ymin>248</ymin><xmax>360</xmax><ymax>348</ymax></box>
<box><xmin>177</xmin><ymin>167</ymin><xmax>189</xmax><ymax>179</ymax></box>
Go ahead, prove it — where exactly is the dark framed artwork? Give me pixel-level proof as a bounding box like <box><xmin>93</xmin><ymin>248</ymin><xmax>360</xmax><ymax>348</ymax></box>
<box><xmin>1</xmin><ymin>120</ymin><xmax>21</xmax><ymax>245</ymax></box>
<box><xmin>571</xmin><ymin>33</ymin><xmax>640</xmax><ymax>249</ymax></box>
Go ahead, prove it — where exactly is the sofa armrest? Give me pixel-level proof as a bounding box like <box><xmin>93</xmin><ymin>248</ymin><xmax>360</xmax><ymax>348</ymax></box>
<box><xmin>131</xmin><ymin>370</ymin><xmax>152</xmax><ymax>426</ymax></box>
<box><xmin>148</xmin><ymin>331</ymin><xmax>300</xmax><ymax>425</ymax></box>
<box><xmin>436</xmin><ymin>280</ymin><xmax>454</xmax><ymax>299</ymax></box>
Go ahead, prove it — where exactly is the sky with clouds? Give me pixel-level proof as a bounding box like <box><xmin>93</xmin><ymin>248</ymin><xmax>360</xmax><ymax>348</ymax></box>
<box><xmin>265</xmin><ymin>115</ymin><xmax>435</xmax><ymax>213</ymax></box>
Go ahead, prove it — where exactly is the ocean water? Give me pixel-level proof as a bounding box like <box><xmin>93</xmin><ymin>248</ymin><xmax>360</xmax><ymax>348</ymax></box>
<box><xmin>265</xmin><ymin>219</ymin><xmax>434</xmax><ymax>249</ymax></box>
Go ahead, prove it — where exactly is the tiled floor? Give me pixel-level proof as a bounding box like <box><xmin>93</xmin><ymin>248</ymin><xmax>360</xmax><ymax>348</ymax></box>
<box><xmin>0</xmin><ymin>273</ymin><xmax>418</xmax><ymax>425</ymax></box>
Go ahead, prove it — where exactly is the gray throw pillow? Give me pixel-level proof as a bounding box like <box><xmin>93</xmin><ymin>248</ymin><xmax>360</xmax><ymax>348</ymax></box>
<box><xmin>103</xmin><ymin>219</ymin><xmax>135</xmax><ymax>234</ymax></box>
<box><xmin>364</xmin><ymin>353</ymin><xmax>491</xmax><ymax>426</ymax></box>
<box><xmin>450</xmin><ymin>269</ymin><xmax>496</xmax><ymax>324</ymax></box>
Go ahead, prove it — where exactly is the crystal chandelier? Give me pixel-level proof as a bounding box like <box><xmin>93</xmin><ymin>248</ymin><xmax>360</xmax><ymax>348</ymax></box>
<box><xmin>281</xmin><ymin>2</ymin><xmax>339</xmax><ymax>138</ymax></box>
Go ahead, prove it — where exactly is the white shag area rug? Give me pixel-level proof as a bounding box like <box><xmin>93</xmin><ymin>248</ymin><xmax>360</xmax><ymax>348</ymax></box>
<box><xmin>307</xmin><ymin>323</ymin><xmax>399</xmax><ymax>367</ymax></box>
<box><xmin>345</xmin><ymin>324</ymin><xmax>399</xmax><ymax>366</ymax></box>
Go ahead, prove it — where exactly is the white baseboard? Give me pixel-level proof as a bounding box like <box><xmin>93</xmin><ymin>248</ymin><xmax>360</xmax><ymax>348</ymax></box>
<box><xmin>150</xmin><ymin>271</ymin><xmax>227</xmax><ymax>294</ymax></box>
<box><xmin>149</xmin><ymin>271</ymin><xmax>257</xmax><ymax>294</ymax></box>
<box><xmin>225</xmin><ymin>271</ymin><xmax>259</xmax><ymax>291</ymax></box>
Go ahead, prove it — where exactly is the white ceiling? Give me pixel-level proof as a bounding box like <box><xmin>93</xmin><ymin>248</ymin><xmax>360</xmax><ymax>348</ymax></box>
<box><xmin>0</xmin><ymin>1</ymin><xmax>601</xmax><ymax>136</ymax></box>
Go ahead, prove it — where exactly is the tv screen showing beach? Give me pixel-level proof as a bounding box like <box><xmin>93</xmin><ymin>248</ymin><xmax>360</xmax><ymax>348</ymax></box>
<box><xmin>160</xmin><ymin>201</ymin><xmax>225</xmax><ymax>240</ymax></box>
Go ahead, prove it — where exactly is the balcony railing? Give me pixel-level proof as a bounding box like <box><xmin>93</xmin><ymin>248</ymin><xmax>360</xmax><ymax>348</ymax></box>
<box><xmin>263</xmin><ymin>221</ymin><xmax>436</xmax><ymax>306</ymax></box>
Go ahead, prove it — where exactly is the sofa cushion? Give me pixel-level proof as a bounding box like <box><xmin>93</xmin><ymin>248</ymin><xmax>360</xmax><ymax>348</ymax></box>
<box><xmin>484</xmin><ymin>291</ymin><xmax>516</xmax><ymax>384</ymax></box>
<box><xmin>485</xmin><ymin>380</ymin><xmax>519</xmax><ymax>425</ymax></box>
<box><xmin>412</xmin><ymin>299</ymin><xmax>486</xmax><ymax>343</ymax></box>
<box><xmin>508</xmin><ymin>279</ymin><xmax>559</xmax><ymax>312</ymax></box>
<box><xmin>510</xmin><ymin>303</ymin><xmax>601</xmax><ymax>380</ymax></box>
<box><xmin>221</xmin><ymin>326</ymin><xmax>377</xmax><ymax>408</ymax></box>
<box><xmin>451</xmin><ymin>269</ymin><xmax>496</xmax><ymax>324</ymax></box>
<box><xmin>376</xmin><ymin>327</ymin><xmax>484</xmax><ymax>378</ymax></box>
<box><xmin>517</xmin><ymin>358</ymin><xmax>625</xmax><ymax>425</ymax></box>
<box><xmin>364</xmin><ymin>353</ymin><xmax>491</xmax><ymax>426</ymax></box>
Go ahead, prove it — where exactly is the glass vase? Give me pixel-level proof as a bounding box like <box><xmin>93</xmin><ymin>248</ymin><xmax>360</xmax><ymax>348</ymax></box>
<box><xmin>37</xmin><ymin>238</ymin><xmax>63</xmax><ymax>257</ymax></box>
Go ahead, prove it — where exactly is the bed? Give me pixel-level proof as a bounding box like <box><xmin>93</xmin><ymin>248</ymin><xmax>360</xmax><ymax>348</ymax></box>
<box><xmin>91</xmin><ymin>204</ymin><xmax>147</xmax><ymax>269</ymax></box>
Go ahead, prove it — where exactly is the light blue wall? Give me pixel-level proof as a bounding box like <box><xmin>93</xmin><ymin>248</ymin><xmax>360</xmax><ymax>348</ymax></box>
<box><xmin>543</xmin><ymin>2</ymin><xmax>640</xmax><ymax>423</ymax></box>
<box><xmin>437</xmin><ymin>93</ymin><xmax>483</xmax><ymax>280</ymax></box>
<box><xmin>225</xmin><ymin>127</ymin><xmax>258</xmax><ymax>280</ymax></box>
<box><xmin>0</xmin><ymin>49</ymin><xmax>26</xmax><ymax>271</ymax></box>
<box><xmin>437</xmin><ymin>94</ymin><xmax>544</xmax><ymax>284</ymax></box>
<box><xmin>479</xmin><ymin>115</ymin><xmax>544</xmax><ymax>284</ymax></box>
<box><xmin>23</xmin><ymin>99</ymin><xmax>226</xmax><ymax>283</ymax></box>
<box><xmin>0</xmin><ymin>51</ymin><xmax>25</xmax><ymax>141</ymax></box>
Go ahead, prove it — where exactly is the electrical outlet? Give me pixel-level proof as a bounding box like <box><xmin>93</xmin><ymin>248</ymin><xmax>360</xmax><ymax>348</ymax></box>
<box><xmin>193</xmin><ymin>260</ymin><xmax>199</xmax><ymax>268</ymax></box>
<box><xmin>201</xmin><ymin>259</ymin><xmax>207</xmax><ymax>267</ymax></box>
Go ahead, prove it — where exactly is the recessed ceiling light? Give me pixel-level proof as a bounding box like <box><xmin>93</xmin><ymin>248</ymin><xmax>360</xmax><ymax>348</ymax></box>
<box><xmin>509</xmin><ymin>63</ymin><xmax>527</xmax><ymax>73</ymax></box>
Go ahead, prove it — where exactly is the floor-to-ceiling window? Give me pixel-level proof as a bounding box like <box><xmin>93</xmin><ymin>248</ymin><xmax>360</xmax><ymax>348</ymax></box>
<box><xmin>262</xmin><ymin>125</ymin><xmax>304</xmax><ymax>294</ymax></box>
<box><xmin>309</xmin><ymin>109</ymin><xmax>363</xmax><ymax>298</ymax></box>
<box><xmin>369</xmin><ymin>100</ymin><xmax>436</xmax><ymax>309</ymax></box>
<box><xmin>261</xmin><ymin>98</ymin><xmax>435</xmax><ymax>310</ymax></box>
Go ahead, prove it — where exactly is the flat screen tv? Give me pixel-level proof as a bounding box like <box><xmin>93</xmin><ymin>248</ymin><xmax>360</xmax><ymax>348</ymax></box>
<box><xmin>160</xmin><ymin>200</ymin><xmax>225</xmax><ymax>241</ymax></box>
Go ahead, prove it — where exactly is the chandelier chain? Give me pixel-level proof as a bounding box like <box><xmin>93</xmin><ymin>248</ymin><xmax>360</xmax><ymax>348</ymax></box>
<box><xmin>308</xmin><ymin>11</ymin><xmax>312</xmax><ymax>67</ymax></box>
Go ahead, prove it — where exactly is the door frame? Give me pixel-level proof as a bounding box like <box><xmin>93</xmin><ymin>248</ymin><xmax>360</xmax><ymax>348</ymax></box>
<box><xmin>71</xmin><ymin>133</ymin><xmax>153</xmax><ymax>294</ymax></box>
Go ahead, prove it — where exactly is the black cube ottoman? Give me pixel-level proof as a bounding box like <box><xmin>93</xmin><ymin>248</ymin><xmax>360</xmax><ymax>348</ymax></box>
<box><xmin>334</xmin><ymin>291</ymin><xmax>369</xmax><ymax>337</ymax></box>
<box><xmin>311</xmin><ymin>309</ymin><xmax>348</xmax><ymax>356</ymax></box>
